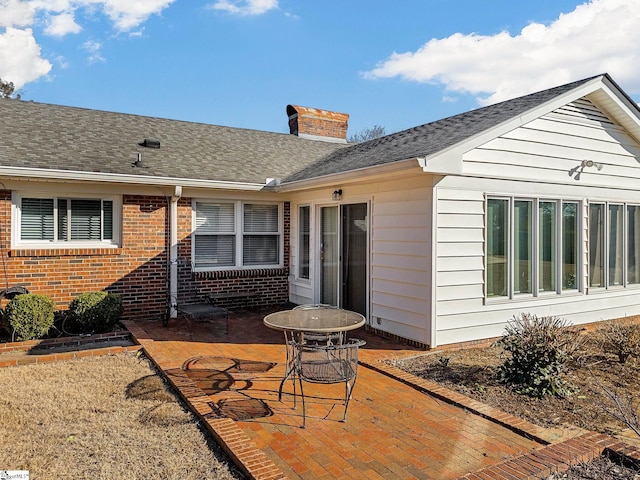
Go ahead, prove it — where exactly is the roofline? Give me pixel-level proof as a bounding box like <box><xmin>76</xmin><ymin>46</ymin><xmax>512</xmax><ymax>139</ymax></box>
<box><xmin>420</xmin><ymin>74</ymin><xmax>640</xmax><ymax>174</ymax></box>
<box><xmin>0</xmin><ymin>166</ymin><xmax>268</xmax><ymax>191</ymax></box>
<box><xmin>277</xmin><ymin>157</ymin><xmax>422</xmax><ymax>192</ymax></box>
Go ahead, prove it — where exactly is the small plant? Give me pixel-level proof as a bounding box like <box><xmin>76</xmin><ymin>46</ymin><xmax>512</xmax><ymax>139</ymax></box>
<box><xmin>596</xmin><ymin>318</ymin><xmax>640</xmax><ymax>364</ymax></box>
<box><xmin>495</xmin><ymin>313</ymin><xmax>581</xmax><ymax>398</ymax></box>
<box><xmin>438</xmin><ymin>356</ymin><xmax>451</xmax><ymax>368</ymax></box>
<box><xmin>66</xmin><ymin>291</ymin><xmax>123</xmax><ymax>334</ymax></box>
<box><xmin>4</xmin><ymin>293</ymin><xmax>55</xmax><ymax>341</ymax></box>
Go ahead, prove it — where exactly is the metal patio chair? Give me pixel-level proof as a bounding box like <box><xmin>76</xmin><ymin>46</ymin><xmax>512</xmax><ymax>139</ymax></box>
<box><xmin>289</xmin><ymin>337</ymin><xmax>366</xmax><ymax>428</ymax></box>
<box><xmin>292</xmin><ymin>304</ymin><xmax>343</xmax><ymax>345</ymax></box>
<box><xmin>278</xmin><ymin>304</ymin><xmax>343</xmax><ymax>400</ymax></box>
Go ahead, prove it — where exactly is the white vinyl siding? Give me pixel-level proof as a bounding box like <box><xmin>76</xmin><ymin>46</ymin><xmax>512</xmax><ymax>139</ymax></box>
<box><xmin>434</xmin><ymin>97</ymin><xmax>640</xmax><ymax>346</ymax></box>
<box><xmin>193</xmin><ymin>201</ymin><xmax>282</xmax><ymax>271</ymax></box>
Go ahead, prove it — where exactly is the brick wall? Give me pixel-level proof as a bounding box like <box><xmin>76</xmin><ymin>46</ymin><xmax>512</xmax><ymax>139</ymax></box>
<box><xmin>287</xmin><ymin>105</ymin><xmax>349</xmax><ymax>140</ymax></box>
<box><xmin>0</xmin><ymin>191</ymin><xmax>291</xmax><ymax>322</ymax></box>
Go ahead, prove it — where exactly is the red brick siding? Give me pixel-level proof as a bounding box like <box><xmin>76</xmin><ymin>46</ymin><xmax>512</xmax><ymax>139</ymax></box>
<box><xmin>175</xmin><ymin>199</ymin><xmax>290</xmax><ymax>308</ymax></box>
<box><xmin>0</xmin><ymin>191</ymin><xmax>290</xmax><ymax>322</ymax></box>
<box><xmin>296</xmin><ymin>117</ymin><xmax>348</xmax><ymax>139</ymax></box>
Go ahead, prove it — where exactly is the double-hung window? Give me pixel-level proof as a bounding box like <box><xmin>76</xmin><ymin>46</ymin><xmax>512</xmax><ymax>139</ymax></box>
<box><xmin>486</xmin><ymin>197</ymin><xmax>580</xmax><ymax>299</ymax></box>
<box><xmin>15</xmin><ymin>194</ymin><xmax>118</xmax><ymax>247</ymax></box>
<box><xmin>193</xmin><ymin>201</ymin><xmax>282</xmax><ymax>270</ymax></box>
<box><xmin>589</xmin><ymin>202</ymin><xmax>640</xmax><ymax>289</ymax></box>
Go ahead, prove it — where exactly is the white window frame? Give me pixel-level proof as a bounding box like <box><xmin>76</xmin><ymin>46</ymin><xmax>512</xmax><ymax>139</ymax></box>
<box><xmin>485</xmin><ymin>195</ymin><xmax>582</xmax><ymax>302</ymax></box>
<box><xmin>192</xmin><ymin>200</ymin><xmax>283</xmax><ymax>272</ymax></box>
<box><xmin>12</xmin><ymin>192</ymin><xmax>121</xmax><ymax>249</ymax></box>
<box><xmin>588</xmin><ymin>201</ymin><xmax>640</xmax><ymax>290</ymax></box>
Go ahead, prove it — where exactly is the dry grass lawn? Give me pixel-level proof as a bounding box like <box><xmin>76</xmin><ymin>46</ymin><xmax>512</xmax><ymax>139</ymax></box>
<box><xmin>0</xmin><ymin>352</ymin><xmax>243</xmax><ymax>480</ymax></box>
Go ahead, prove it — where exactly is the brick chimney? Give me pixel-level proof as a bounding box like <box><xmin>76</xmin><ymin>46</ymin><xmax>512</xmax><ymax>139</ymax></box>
<box><xmin>286</xmin><ymin>105</ymin><xmax>349</xmax><ymax>143</ymax></box>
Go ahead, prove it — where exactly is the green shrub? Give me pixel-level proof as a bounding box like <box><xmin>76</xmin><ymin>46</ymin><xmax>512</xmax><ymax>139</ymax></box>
<box><xmin>5</xmin><ymin>294</ymin><xmax>55</xmax><ymax>341</ymax></box>
<box><xmin>67</xmin><ymin>291</ymin><xmax>123</xmax><ymax>334</ymax></box>
<box><xmin>597</xmin><ymin>318</ymin><xmax>640</xmax><ymax>364</ymax></box>
<box><xmin>495</xmin><ymin>313</ymin><xmax>581</xmax><ymax>398</ymax></box>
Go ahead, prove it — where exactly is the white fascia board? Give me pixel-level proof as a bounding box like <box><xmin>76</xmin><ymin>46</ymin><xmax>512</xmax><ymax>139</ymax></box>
<box><xmin>0</xmin><ymin>166</ymin><xmax>267</xmax><ymax>191</ymax></box>
<box><xmin>276</xmin><ymin>158</ymin><xmax>421</xmax><ymax>192</ymax></box>
<box><xmin>590</xmin><ymin>79</ymin><xmax>640</xmax><ymax>143</ymax></box>
<box><xmin>420</xmin><ymin>76</ymin><xmax>610</xmax><ymax>175</ymax></box>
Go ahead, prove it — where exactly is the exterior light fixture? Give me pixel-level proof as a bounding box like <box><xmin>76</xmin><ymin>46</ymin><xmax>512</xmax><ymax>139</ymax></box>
<box><xmin>332</xmin><ymin>189</ymin><xmax>343</xmax><ymax>201</ymax></box>
<box><xmin>581</xmin><ymin>159</ymin><xmax>603</xmax><ymax>171</ymax></box>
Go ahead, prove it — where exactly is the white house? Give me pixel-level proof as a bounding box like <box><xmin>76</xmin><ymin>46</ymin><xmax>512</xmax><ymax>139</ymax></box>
<box><xmin>2</xmin><ymin>73</ymin><xmax>639</xmax><ymax>348</ymax></box>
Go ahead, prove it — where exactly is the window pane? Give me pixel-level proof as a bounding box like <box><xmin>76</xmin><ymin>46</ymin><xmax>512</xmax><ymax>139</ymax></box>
<box><xmin>628</xmin><ymin>206</ymin><xmax>640</xmax><ymax>284</ymax></box>
<box><xmin>539</xmin><ymin>201</ymin><xmax>557</xmax><ymax>292</ymax></box>
<box><xmin>194</xmin><ymin>235</ymin><xmax>235</xmax><ymax>267</ymax></box>
<box><xmin>562</xmin><ymin>202</ymin><xmax>579</xmax><ymax>290</ymax></box>
<box><xmin>21</xmin><ymin>198</ymin><xmax>54</xmax><ymax>240</ymax></box>
<box><xmin>589</xmin><ymin>204</ymin><xmax>605</xmax><ymax>288</ymax></box>
<box><xmin>487</xmin><ymin>199</ymin><xmax>508</xmax><ymax>297</ymax></box>
<box><xmin>514</xmin><ymin>200</ymin><xmax>532</xmax><ymax>294</ymax></box>
<box><xmin>244</xmin><ymin>204</ymin><xmax>278</xmax><ymax>233</ymax></box>
<box><xmin>299</xmin><ymin>206</ymin><xmax>310</xmax><ymax>279</ymax></box>
<box><xmin>70</xmin><ymin>199</ymin><xmax>102</xmax><ymax>240</ymax></box>
<box><xmin>57</xmin><ymin>198</ymin><xmax>68</xmax><ymax>241</ymax></box>
<box><xmin>609</xmin><ymin>204</ymin><xmax>623</xmax><ymax>286</ymax></box>
<box><xmin>103</xmin><ymin>200</ymin><xmax>113</xmax><ymax>240</ymax></box>
<box><xmin>195</xmin><ymin>203</ymin><xmax>235</xmax><ymax>234</ymax></box>
<box><xmin>243</xmin><ymin>235</ymin><xmax>279</xmax><ymax>265</ymax></box>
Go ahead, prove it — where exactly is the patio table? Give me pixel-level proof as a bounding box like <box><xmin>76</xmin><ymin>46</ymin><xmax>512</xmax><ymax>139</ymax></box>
<box><xmin>263</xmin><ymin>307</ymin><xmax>366</xmax><ymax>401</ymax></box>
<box><xmin>263</xmin><ymin>308</ymin><xmax>365</xmax><ymax>336</ymax></box>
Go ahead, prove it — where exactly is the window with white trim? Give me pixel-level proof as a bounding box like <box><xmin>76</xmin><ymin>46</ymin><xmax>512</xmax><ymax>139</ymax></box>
<box><xmin>298</xmin><ymin>205</ymin><xmax>310</xmax><ymax>279</ymax></box>
<box><xmin>15</xmin><ymin>195</ymin><xmax>119</xmax><ymax>247</ymax></box>
<box><xmin>486</xmin><ymin>197</ymin><xmax>580</xmax><ymax>299</ymax></box>
<box><xmin>193</xmin><ymin>201</ymin><xmax>282</xmax><ymax>270</ymax></box>
<box><xmin>589</xmin><ymin>202</ymin><xmax>640</xmax><ymax>289</ymax></box>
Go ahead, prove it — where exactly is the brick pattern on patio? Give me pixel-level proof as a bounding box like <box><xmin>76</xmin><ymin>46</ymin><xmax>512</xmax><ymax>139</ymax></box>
<box><xmin>121</xmin><ymin>309</ymin><xmax>640</xmax><ymax>480</ymax></box>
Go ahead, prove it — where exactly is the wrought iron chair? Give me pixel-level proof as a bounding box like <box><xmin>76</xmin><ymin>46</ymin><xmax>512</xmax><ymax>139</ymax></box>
<box><xmin>288</xmin><ymin>337</ymin><xmax>366</xmax><ymax>428</ymax></box>
<box><xmin>278</xmin><ymin>304</ymin><xmax>342</xmax><ymax>401</ymax></box>
<box><xmin>292</xmin><ymin>304</ymin><xmax>343</xmax><ymax>345</ymax></box>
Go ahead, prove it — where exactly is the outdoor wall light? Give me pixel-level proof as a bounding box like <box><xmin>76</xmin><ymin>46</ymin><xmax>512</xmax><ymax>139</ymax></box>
<box><xmin>581</xmin><ymin>159</ymin><xmax>603</xmax><ymax>170</ymax></box>
<box><xmin>332</xmin><ymin>189</ymin><xmax>343</xmax><ymax>201</ymax></box>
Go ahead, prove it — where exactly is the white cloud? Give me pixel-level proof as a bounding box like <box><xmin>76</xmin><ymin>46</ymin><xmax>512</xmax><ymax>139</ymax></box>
<box><xmin>82</xmin><ymin>39</ymin><xmax>104</xmax><ymax>63</ymax></box>
<box><xmin>0</xmin><ymin>0</ymin><xmax>35</xmax><ymax>28</ymax></box>
<box><xmin>365</xmin><ymin>0</ymin><xmax>640</xmax><ymax>105</ymax></box>
<box><xmin>45</xmin><ymin>12</ymin><xmax>82</xmax><ymax>36</ymax></box>
<box><xmin>97</xmin><ymin>0</ymin><xmax>175</xmax><ymax>31</ymax></box>
<box><xmin>209</xmin><ymin>0</ymin><xmax>278</xmax><ymax>16</ymax></box>
<box><xmin>0</xmin><ymin>0</ymin><xmax>176</xmax><ymax>87</ymax></box>
<box><xmin>0</xmin><ymin>27</ymin><xmax>52</xmax><ymax>87</ymax></box>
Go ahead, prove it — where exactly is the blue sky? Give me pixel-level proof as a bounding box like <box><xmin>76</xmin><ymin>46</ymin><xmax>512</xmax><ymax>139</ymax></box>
<box><xmin>2</xmin><ymin>0</ymin><xmax>639</xmax><ymax>138</ymax></box>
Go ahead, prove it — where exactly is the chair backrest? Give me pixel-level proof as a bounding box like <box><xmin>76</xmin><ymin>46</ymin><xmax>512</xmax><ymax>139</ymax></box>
<box><xmin>292</xmin><ymin>304</ymin><xmax>342</xmax><ymax>344</ymax></box>
<box><xmin>292</xmin><ymin>304</ymin><xmax>338</xmax><ymax>310</ymax></box>
<box><xmin>293</xmin><ymin>338</ymin><xmax>366</xmax><ymax>384</ymax></box>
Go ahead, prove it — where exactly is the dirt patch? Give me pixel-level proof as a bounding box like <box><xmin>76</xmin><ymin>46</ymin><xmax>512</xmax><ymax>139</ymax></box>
<box><xmin>393</xmin><ymin>326</ymin><xmax>640</xmax><ymax>479</ymax></box>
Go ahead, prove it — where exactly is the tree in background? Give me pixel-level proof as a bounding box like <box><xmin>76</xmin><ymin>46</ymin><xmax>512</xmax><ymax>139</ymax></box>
<box><xmin>0</xmin><ymin>79</ymin><xmax>21</xmax><ymax>99</ymax></box>
<box><xmin>348</xmin><ymin>124</ymin><xmax>386</xmax><ymax>143</ymax></box>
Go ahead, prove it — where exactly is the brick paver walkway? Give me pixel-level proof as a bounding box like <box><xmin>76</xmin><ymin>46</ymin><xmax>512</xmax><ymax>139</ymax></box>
<box><xmin>123</xmin><ymin>309</ymin><xmax>640</xmax><ymax>480</ymax></box>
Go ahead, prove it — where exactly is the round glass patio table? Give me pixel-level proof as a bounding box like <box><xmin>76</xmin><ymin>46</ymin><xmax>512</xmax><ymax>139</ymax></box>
<box><xmin>263</xmin><ymin>308</ymin><xmax>365</xmax><ymax>334</ymax></box>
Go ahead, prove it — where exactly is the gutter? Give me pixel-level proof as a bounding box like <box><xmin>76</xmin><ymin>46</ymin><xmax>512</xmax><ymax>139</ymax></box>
<box><xmin>169</xmin><ymin>185</ymin><xmax>182</xmax><ymax>319</ymax></box>
<box><xmin>275</xmin><ymin>157</ymin><xmax>421</xmax><ymax>192</ymax></box>
<box><xmin>0</xmin><ymin>166</ymin><xmax>267</xmax><ymax>191</ymax></box>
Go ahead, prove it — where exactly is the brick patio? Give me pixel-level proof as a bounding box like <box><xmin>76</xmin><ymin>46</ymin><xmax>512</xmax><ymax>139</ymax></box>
<box><xmin>122</xmin><ymin>309</ymin><xmax>639</xmax><ymax>480</ymax></box>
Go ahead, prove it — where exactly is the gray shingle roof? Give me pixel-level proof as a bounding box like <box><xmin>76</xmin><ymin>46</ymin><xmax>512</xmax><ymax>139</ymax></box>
<box><xmin>1</xmin><ymin>74</ymin><xmax>617</xmax><ymax>188</ymax></box>
<box><xmin>0</xmin><ymin>100</ymin><xmax>347</xmax><ymax>185</ymax></box>
<box><xmin>283</xmin><ymin>75</ymin><xmax>603</xmax><ymax>183</ymax></box>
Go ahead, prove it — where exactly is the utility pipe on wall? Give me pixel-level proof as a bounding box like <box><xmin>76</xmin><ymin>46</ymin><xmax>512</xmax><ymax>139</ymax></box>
<box><xmin>169</xmin><ymin>185</ymin><xmax>182</xmax><ymax>318</ymax></box>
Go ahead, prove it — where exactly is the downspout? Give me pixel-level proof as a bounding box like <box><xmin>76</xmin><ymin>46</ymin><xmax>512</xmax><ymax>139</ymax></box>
<box><xmin>169</xmin><ymin>185</ymin><xmax>182</xmax><ymax>318</ymax></box>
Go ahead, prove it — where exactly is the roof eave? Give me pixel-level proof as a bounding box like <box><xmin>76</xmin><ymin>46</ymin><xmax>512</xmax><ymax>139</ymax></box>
<box><xmin>277</xmin><ymin>157</ymin><xmax>424</xmax><ymax>192</ymax></box>
<box><xmin>0</xmin><ymin>166</ymin><xmax>268</xmax><ymax>191</ymax></box>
